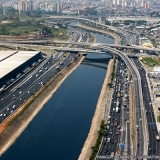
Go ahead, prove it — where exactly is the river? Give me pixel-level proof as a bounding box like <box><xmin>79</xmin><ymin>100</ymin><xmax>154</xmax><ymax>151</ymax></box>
<box><xmin>0</xmin><ymin>32</ymin><xmax>114</xmax><ymax>160</ymax></box>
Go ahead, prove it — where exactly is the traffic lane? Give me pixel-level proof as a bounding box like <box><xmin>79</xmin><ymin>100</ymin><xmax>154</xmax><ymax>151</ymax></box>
<box><xmin>99</xmin><ymin>65</ymin><xmax>121</xmax><ymax>155</ymax></box>
<box><xmin>132</xmin><ymin>58</ymin><xmax>159</xmax><ymax>156</ymax></box>
<box><xmin>99</xmin><ymin>61</ymin><xmax>126</xmax><ymax>156</ymax></box>
<box><xmin>0</xmin><ymin>51</ymin><xmax>67</xmax><ymax>109</ymax></box>
<box><xmin>0</xmin><ymin>54</ymin><xmax>76</xmax><ymax>123</ymax></box>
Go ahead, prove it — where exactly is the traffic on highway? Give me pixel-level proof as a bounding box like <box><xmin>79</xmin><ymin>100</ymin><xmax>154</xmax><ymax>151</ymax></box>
<box><xmin>97</xmin><ymin>59</ymin><xmax>132</xmax><ymax>158</ymax></box>
<box><xmin>0</xmin><ymin>28</ymin><xmax>87</xmax><ymax>124</ymax></box>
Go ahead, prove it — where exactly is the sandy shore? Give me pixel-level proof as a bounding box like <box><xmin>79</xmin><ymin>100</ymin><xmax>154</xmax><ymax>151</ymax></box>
<box><xmin>0</xmin><ymin>55</ymin><xmax>84</xmax><ymax>156</ymax></box>
<box><xmin>77</xmin><ymin>23</ymin><xmax>120</xmax><ymax>45</ymax></box>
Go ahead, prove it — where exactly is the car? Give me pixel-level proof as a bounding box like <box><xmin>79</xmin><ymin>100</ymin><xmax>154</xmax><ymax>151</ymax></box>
<box><xmin>107</xmin><ymin>126</ymin><xmax>109</xmax><ymax>129</ymax></box>
<box><xmin>13</xmin><ymin>105</ymin><xmax>15</xmax><ymax>108</ymax></box>
<box><xmin>7</xmin><ymin>108</ymin><xmax>9</xmax><ymax>111</ymax></box>
<box><xmin>114</xmin><ymin>140</ymin><xmax>118</xmax><ymax>143</ymax></box>
<box><xmin>108</xmin><ymin>121</ymin><xmax>110</xmax><ymax>124</ymax></box>
<box><xmin>109</xmin><ymin>132</ymin><xmax>113</xmax><ymax>134</ymax></box>
<box><xmin>28</xmin><ymin>91</ymin><xmax>30</xmax><ymax>94</ymax></box>
<box><xmin>19</xmin><ymin>91</ymin><xmax>22</xmax><ymax>94</ymax></box>
<box><xmin>140</xmin><ymin>119</ymin><xmax>142</xmax><ymax>122</ymax></box>
<box><xmin>3</xmin><ymin>114</ymin><xmax>6</xmax><ymax>116</ymax></box>
<box><xmin>12</xmin><ymin>97</ymin><xmax>16</xmax><ymax>101</ymax></box>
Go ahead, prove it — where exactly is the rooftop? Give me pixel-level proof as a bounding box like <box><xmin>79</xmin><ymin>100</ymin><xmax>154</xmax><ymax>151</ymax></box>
<box><xmin>0</xmin><ymin>51</ymin><xmax>17</xmax><ymax>62</ymax></box>
<box><xmin>0</xmin><ymin>51</ymin><xmax>40</xmax><ymax>80</ymax></box>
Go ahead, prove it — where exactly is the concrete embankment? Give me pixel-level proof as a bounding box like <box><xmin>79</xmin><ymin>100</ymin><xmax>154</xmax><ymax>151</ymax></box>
<box><xmin>0</xmin><ymin>55</ymin><xmax>84</xmax><ymax>156</ymax></box>
<box><xmin>77</xmin><ymin>23</ymin><xmax>120</xmax><ymax>45</ymax></box>
<box><xmin>78</xmin><ymin>59</ymin><xmax>114</xmax><ymax>160</ymax></box>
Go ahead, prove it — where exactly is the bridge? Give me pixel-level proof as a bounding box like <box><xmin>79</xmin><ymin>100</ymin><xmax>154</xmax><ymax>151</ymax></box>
<box><xmin>5</xmin><ymin>41</ymin><xmax>160</xmax><ymax>52</ymax></box>
<box><xmin>48</xmin><ymin>16</ymin><xmax>118</xmax><ymax>31</ymax></box>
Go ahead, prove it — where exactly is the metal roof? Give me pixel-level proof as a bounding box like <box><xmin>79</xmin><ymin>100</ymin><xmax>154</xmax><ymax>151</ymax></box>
<box><xmin>0</xmin><ymin>51</ymin><xmax>39</xmax><ymax>79</ymax></box>
<box><xmin>0</xmin><ymin>51</ymin><xmax>17</xmax><ymax>62</ymax></box>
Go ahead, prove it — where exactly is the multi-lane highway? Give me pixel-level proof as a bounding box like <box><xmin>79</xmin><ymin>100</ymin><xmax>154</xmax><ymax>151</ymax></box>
<box><xmin>97</xmin><ymin>59</ymin><xmax>132</xmax><ymax>158</ymax></box>
<box><xmin>132</xmin><ymin>58</ymin><xmax>160</xmax><ymax>158</ymax></box>
<box><xmin>0</xmin><ymin>28</ymin><xmax>87</xmax><ymax>124</ymax></box>
<box><xmin>96</xmin><ymin>46</ymin><xmax>146</xmax><ymax>158</ymax></box>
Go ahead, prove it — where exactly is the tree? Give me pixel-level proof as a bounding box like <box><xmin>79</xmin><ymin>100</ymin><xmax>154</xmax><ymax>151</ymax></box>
<box><xmin>42</xmin><ymin>27</ymin><xmax>52</xmax><ymax>35</ymax></box>
<box><xmin>105</xmin><ymin>20</ymin><xmax>110</xmax><ymax>25</ymax></box>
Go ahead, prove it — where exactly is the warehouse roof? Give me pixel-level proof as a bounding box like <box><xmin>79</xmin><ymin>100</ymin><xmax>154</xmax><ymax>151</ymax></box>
<box><xmin>0</xmin><ymin>51</ymin><xmax>40</xmax><ymax>79</ymax></box>
<box><xmin>154</xmin><ymin>67</ymin><xmax>160</xmax><ymax>72</ymax></box>
<box><xmin>0</xmin><ymin>51</ymin><xmax>17</xmax><ymax>61</ymax></box>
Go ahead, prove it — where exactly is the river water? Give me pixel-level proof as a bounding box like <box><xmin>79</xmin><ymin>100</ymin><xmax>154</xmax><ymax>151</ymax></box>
<box><xmin>0</xmin><ymin>32</ymin><xmax>114</xmax><ymax>160</ymax></box>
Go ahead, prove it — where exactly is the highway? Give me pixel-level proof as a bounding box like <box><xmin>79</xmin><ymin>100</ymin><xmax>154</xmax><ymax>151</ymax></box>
<box><xmin>97</xmin><ymin>60</ymin><xmax>132</xmax><ymax>158</ymax></box>
<box><xmin>132</xmin><ymin>58</ymin><xmax>160</xmax><ymax>158</ymax></box>
<box><xmin>96</xmin><ymin>46</ymin><xmax>146</xmax><ymax>158</ymax></box>
<box><xmin>0</xmin><ymin>28</ymin><xmax>86</xmax><ymax>124</ymax></box>
<box><xmin>1</xmin><ymin>39</ymin><xmax>147</xmax><ymax>157</ymax></box>
<box><xmin>0</xmin><ymin>24</ymin><xmax>154</xmax><ymax>158</ymax></box>
<box><xmin>7</xmin><ymin>41</ymin><xmax>160</xmax><ymax>52</ymax></box>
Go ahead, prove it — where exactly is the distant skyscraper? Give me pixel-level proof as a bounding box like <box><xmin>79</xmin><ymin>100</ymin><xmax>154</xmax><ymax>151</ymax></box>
<box><xmin>18</xmin><ymin>0</ymin><xmax>33</xmax><ymax>13</ymax></box>
<box><xmin>113</xmin><ymin>0</ymin><xmax>116</xmax><ymax>5</ymax></box>
<box><xmin>56</xmin><ymin>2</ymin><xmax>59</xmax><ymax>12</ymax></box>
<box><xmin>58</xmin><ymin>3</ymin><xmax>62</xmax><ymax>12</ymax></box>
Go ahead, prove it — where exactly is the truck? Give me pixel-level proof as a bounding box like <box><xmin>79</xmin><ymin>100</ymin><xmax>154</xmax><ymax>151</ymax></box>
<box><xmin>124</xmin><ymin>94</ymin><xmax>128</xmax><ymax>98</ymax></box>
<box><xmin>116</xmin><ymin>130</ymin><xmax>121</xmax><ymax>134</ymax></box>
<box><xmin>116</xmin><ymin>101</ymin><xmax>119</xmax><ymax>107</ymax></box>
<box><xmin>156</xmin><ymin>135</ymin><xmax>160</xmax><ymax>140</ymax></box>
<box><xmin>117</xmin><ymin>125</ymin><xmax>121</xmax><ymax>129</ymax></box>
<box><xmin>111</xmin><ymin>152</ymin><xmax>115</xmax><ymax>156</ymax></box>
<box><xmin>116</xmin><ymin>107</ymin><xmax>119</xmax><ymax>113</ymax></box>
<box><xmin>114</xmin><ymin>119</ymin><xmax>118</xmax><ymax>126</ymax></box>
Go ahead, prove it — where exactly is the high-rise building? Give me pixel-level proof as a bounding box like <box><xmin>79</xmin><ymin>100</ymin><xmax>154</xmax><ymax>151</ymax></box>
<box><xmin>58</xmin><ymin>3</ymin><xmax>62</xmax><ymax>12</ymax></box>
<box><xmin>113</xmin><ymin>0</ymin><xmax>116</xmax><ymax>5</ymax></box>
<box><xmin>18</xmin><ymin>0</ymin><xmax>33</xmax><ymax>13</ymax></box>
<box><xmin>56</xmin><ymin>2</ymin><xmax>59</xmax><ymax>12</ymax></box>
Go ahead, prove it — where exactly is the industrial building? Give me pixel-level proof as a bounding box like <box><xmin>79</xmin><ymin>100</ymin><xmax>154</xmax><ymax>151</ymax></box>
<box><xmin>0</xmin><ymin>51</ymin><xmax>42</xmax><ymax>88</ymax></box>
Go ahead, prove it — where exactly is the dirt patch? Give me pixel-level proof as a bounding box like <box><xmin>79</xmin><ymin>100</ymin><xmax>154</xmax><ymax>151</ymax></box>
<box><xmin>0</xmin><ymin>55</ymin><xmax>84</xmax><ymax>156</ymax></box>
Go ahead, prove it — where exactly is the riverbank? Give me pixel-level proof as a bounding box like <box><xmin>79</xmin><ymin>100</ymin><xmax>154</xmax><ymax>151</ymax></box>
<box><xmin>77</xmin><ymin>23</ymin><xmax>120</xmax><ymax>45</ymax></box>
<box><xmin>78</xmin><ymin>59</ymin><xmax>114</xmax><ymax>160</ymax></box>
<box><xmin>0</xmin><ymin>55</ymin><xmax>84</xmax><ymax>156</ymax></box>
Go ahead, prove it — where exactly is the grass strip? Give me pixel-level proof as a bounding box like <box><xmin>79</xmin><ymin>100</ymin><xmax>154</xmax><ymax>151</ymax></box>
<box><xmin>89</xmin><ymin>120</ymin><xmax>106</xmax><ymax>160</ymax></box>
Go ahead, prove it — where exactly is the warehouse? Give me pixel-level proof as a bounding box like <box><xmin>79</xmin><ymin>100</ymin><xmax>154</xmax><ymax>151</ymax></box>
<box><xmin>0</xmin><ymin>51</ymin><xmax>42</xmax><ymax>87</ymax></box>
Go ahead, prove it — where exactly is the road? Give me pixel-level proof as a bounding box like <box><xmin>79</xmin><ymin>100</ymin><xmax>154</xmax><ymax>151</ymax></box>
<box><xmin>132</xmin><ymin>58</ymin><xmax>160</xmax><ymax>159</ymax></box>
<box><xmin>97</xmin><ymin>60</ymin><xmax>132</xmax><ymax>158</ymax></box>
<box><xmin>0</xmin><ymin>28</ymin><xmax>86</xmax><ymax>124</ymax></box>
<box><xmin>97</xmin><ymin>46</ymin><xmax>146</xmax><ymax>158</ymax></box>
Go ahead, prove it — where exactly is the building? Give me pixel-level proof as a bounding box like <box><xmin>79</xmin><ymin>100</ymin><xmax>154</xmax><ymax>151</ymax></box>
<box><xmin>58</xmin><ymin>3</ymin><xmax>62</xmax><ymax>13</ymax></box>
<box><xmin>18</xmin><ymin>0</ymin><xmax>33</xmax><ymax>13</ymax></box>
<box><xmin>0</xmin><ymin>51</ymin><xmax>42</xmax><ymax>88</ymax></box>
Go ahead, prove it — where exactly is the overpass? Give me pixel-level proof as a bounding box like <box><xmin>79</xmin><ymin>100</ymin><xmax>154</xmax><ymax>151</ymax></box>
<box><xmin>5</xmin><ymin>41</ymin><xmax>160</xmax><ymax>52</ymax></box>
<box><xmin>48</xmin><ymin>16</ymin><xmax>118</xmax><ymax>31</ymax></box>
